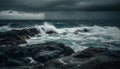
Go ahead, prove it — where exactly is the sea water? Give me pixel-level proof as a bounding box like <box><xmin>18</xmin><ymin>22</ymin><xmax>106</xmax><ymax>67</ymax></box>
<box><xmin>0</xmin><ymin>20</ymin><xmax>120</xmax><ymax>52</ymax></box>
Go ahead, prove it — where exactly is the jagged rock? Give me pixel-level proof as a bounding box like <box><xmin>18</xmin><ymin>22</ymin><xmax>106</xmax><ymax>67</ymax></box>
<box><xmin>73</xmin><ymin>47</ymin><xmax>110</xmax><ymax>58</ymax></box>
<box><xmin>0</xmin><ymin>64</ymin><xmax>44</xmax><ymax>69</ymax></box>
<box><xmin>44</xmin><ymin>47</ymin><xmax>120</xmax><ymax>69</ymax></box>
<box><xmin>0</xmin><ymin>45</ymin><xmax>29</xmax><ymax>58</ymax></box>
<box><xmin>74</xmin><ymin>28</ymin><xmax>90</xmax><ymax>34</ymax></box>
<box><xmin>46</xmin><ymin>31</ymin><xmax>58</xmax><ymax>34</ymax></box>
<box><xmin>30</xmin><ymin>42</ymin><xmax>74</xmax><ymax>63</ymax></box>
<box><xmin>79</xmin><ymin>56</ymin><xmax>120</xmax><ymax>69</ymax></box>
<box><xmin>0</xmin><ymin>28</ymin><xmax>39</xmax><ymax>45</ymax></box>
<box><xmin>33</xmin><ymin>51</ymin><xmax>62</xmax><ymax>63</ymax></box>
<box><xmin>0</xmin><ymin>42</ymin><xmax>74</xmax><ymax>67</ymax></box>
<box><xmin>0</xmin><ymin>51</ymin><xmax>8</xmax><ymax>62</ymax></box>
<box><xmin>26</xmin><ymin>42</ymin><xmax>74</xmax><ymax>57</ymax></box>
<box><xmin>3</xmin><ymin>58</ymin><xmax>26</xmax><ymax>66</ymax></box>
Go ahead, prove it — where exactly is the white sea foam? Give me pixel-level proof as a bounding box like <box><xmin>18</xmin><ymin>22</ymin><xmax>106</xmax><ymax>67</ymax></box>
<box><xmin>35</xmin><ymin>22</ymin><xmax>58</xmax><ymax>34</ymax></box>
<box><xmin>0</xmin><ymin>25</ymin><xmax>12</xmax><ymax>32</ymax></box>
<box><xmin>26</xmin><ymin>22</ymin><xmax>120</xmax><ymax>52</ymax></box>
<box><xmin>0</xmin><ymin>22</ymin><xmax>120</xmax><ymax>51</ymax></box>
<box><xmin>0</xmin><ymin>25</ymin><xmax>27</xmax><ymax>32</ymax></box>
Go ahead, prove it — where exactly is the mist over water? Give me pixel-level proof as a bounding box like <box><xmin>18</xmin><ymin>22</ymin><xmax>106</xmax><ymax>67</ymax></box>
<box><xmin>0</xmin><ymin>20</ymin><xmax>120</xmax><ymax>52</ymax></box>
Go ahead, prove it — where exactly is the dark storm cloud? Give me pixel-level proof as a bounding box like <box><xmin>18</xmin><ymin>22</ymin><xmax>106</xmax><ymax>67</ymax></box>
<box><xmin>0</xmin><ymin>0</ymin><xmax>120</xmax><ymax>12</ymax></box>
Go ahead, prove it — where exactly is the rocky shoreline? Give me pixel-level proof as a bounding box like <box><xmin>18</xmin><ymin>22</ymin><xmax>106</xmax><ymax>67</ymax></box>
<box><xmin>0</xmin><ymin>28</ymin><xmax>39</xmax><ymax>45</ymax></box>
<box><xmin>0</xmin><ymin>43</ymin><xmax>119</xmax><ymax>69</ymax></box>
<box><xmin>0</xmin><ymin>42</ymin><xmax>74</xmax><ymax>67</ymax></box>
<box><xmin>0</xmin><ymin>28</ymin><xmax>120</xmax><ymax>69</ymax></box>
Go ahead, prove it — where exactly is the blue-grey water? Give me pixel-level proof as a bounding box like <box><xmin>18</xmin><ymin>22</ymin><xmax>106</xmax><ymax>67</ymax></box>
<box><xmin>0</xmin><ymin>20</ymin><xmax>120</xmax><ymax>52</ymax></box>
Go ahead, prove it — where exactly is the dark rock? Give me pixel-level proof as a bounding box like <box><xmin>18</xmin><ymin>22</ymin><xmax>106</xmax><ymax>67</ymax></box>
<box><xmin>46</xmin><ymin>31</ymin><xmax>58</xmax><ymax>34</ymax></box>
<box><xmin>0</xmin><ymin>51</ymin><xmax>8</xmax><ymax>62</ymax></box>
<box><xmin>15</xmin><ymin>57</ymin><xmax>43</xmax><ymax>66</ymax></box>
<box><xmin>44</xmin><ymin>57</ymin><xmax>82</xmax><ymax>69</ymax></box>
<box><xmin>0</xmin><ymin>42</ymin><xmax>74</xmax><ymax>67</ymax></box>
<box><xmin>33</xmin><ymin>51</ymin><xmax>62</xmax><ymax>63</ymax></box>
<box><xmin>74</xmin><ymin>28</ymin><xmax>90</xmax><ymax>34</ymax></box>
<box><xmin>3</xmin><ymin>58</ymin><xmax>26</xmax><ymax>66</ymax></box>
<box><xmin>0</xmin><ymin>64</ymin><xmax>44</xmax><ymax>69</ymax></box>
<box><xmin>16</xmin><ymin>57</ymin><xmax>31</xmax><ymax>64</ymax></box>
<box><xmin>73</xmin><ymin>47</ymin><xmax>110</xmax><ymax>58</ymax></box>
<box><xmin>58</xmin><ymin>43</ymin><xmax>74</xmax><ymax>55</ymax></box>
<box><xmin>0</xmin><ymin>57</ymin><xmax>44</xmax><ymax>69</ymax></box>
<box><xmin>79</xmin><ymin>55</ymin><xmax>120</xmax><ymax>69</ymax></box>
<box><xmin>44</xmin><ymin>47</ymin><xmax>120</xmax><ymax>69</ymax></box>
<box><xmin>30</xmin><ymin>42</ymin><xmax>74</xmax><ymax>63</ymax></box>
<box><xmin>0</xmin><ymin>42</ymin><xmax>119</xmax><ymax>69</ymax></box>
<box><xmin>0</xmin><ymin>28</ymin><xmax>39</xmax><ymax>45</ymax></box>
<box><xmin>0</xmin><ymin>46</ymin><xmax>29</xmax><ymax>58</ymax></box>
<box><xmin>82</xmin><ymin>28</ymin><xmax>89</xmax><ymax>32</ymax></box>
<box><xmin>41</xmin><ymin>27</ymin><xmax>58</xmax><ymax>34</ymax></box>
<box><xmin>26</xmin><ymin>42</ymin><xmax>74</xmax><ymax>56</ymax></box>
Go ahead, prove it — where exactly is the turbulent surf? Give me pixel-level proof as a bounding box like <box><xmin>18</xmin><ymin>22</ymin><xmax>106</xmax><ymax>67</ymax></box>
<box><xmin>0</xmin><ymin>21</ymin><xmax>120</xmax><ymax>52</ymax></box>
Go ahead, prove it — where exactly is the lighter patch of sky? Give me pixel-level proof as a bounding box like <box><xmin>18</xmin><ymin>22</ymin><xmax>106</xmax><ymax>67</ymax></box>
<box><xmin>77</xmin><ymin>1</ymin><xmax>91</xmax><ymax>6</ymax></box>
<box><xmin>0</xmin><ymin>11</ymin><xmax>120</xmax><ymax>20</ymax></box>
<box><xmin>0</xmin><ymin>11</ymin><xmax>45</xmax><ymax>19</ymax></box>
<box><xmin>45</xmin><ymin>11</ymin><xmax>120</xmax><ymax>20</ymax></box>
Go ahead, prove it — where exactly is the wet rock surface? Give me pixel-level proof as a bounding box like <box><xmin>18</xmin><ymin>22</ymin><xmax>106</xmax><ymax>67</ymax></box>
<box><xmin>0</xmin><ymin>28</ymin><xmax>120</xmax><ymax>69</ymax></box>
<box><xmin>44</xmin><ymin>47</ymin><xmax>120</xmax><ymax>69</ymax></box>
<box><xmin>0</xmin><ymin>44</ymin><xmax>120</xmax><ymax>69</ymax></box>
<box><xmin>0</xmin><ymin>42</ymin><xmax>74</xmax><ymax>69</ymax></box>
<box><xmin>0</xmin><ymin>28</ymin><xmax>39</xmax><ymax>45</ymax></box>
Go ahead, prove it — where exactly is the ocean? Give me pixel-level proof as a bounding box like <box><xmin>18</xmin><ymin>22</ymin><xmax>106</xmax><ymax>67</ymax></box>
<box><xmin>0</xmin><ymin>20</ymin><xmax>120</xmax><ymax>52</ymax></box>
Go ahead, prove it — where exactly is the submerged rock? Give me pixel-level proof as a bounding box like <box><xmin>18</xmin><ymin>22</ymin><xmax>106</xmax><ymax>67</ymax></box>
<box><xmin>74</xmin><ymin>28</ymin><xmax>90</xmax><ymax>34</ymax></box>
<box><xmin>46</xmin><ymin>31</ymin><xmax>58</xmax><ymax>34</ymax></box>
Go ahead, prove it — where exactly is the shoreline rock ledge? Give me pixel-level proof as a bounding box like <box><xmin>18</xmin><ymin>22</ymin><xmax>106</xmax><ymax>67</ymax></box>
<box><xmin>0</xmin><ymin>28</ymin><xmax>39</xmax><ymax>45</ymax></box>
<box><xmin>44</xmin><ymin>47</ymin><xmax>120</xmax><ymax>69</ymax></box>
<box><xmin>0</xmin><ymin>42</ymin><xmax>120</xmax><ymax>69</ymax></box>
<box><xmin>0</xmin><ymin>42</ymin><xmax>74</xmax><ymax>69</ymax></box>
<box><xmin>0</xmin><ymin>28</ymin><xmax>120</xmax><ymax>69</ymax></box>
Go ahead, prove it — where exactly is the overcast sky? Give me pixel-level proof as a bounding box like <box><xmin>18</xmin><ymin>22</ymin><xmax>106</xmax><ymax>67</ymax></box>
<box><xmin>0</xmin><ymin>0</ymin><xmax>120</xmax><ymax>19</ymax></box>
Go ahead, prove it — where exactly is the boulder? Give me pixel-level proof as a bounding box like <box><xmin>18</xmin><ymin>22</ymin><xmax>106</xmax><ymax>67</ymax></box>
<box><xmin>0</xmin><ymin>45</ymin><xmax>29</xmax><ymax>58</ymax></box>
<box><xmin>73</xmin><ymin>47</ymin><xmax>110</xmax><ymax>58</ymax></box>
<box><xmin>2</xmin><ymin>58</ymin><xmax>26</xmax><ymax>66</ymax></box>
<box><xmin>46</xmin><ymin>31</ymin><xmax>58</xmax><ymax>34</ymax></box>
<box><xmin>33</xmin><ymin>51</ymin><xmax>62</xmax><ymax>63</ymax></box>
<box><xmin>30</xmin><ymin>42</ymin><xmax>74</xmax><ymax>63</ymax></box>
<box><xmin>44</xmin><ymin>47</ymin><xmax>120</xmax><ymax>69</ymax></box>
<box><xmin>0</xmin><ymin>51</ymin><xmax>8</xmax><ymax>62</ymax></box>
<box><xmin>0</xmin><ymin>28</ymin><xmax>39</xmax><ymax>45</ymax></box>
<box><xmin>74</xmin><ymin>28</ymin><xmax>90</xmax><ymax>34</ymax></box>
<box><xmin>0</xmin><ymin>42</ymin><xmax>74</xmax><ymax>67</ymax></box>
<box><xmin>26</xmin><ymin>42</ymin><xmax>74</xmax><ymax>57</ymax></box>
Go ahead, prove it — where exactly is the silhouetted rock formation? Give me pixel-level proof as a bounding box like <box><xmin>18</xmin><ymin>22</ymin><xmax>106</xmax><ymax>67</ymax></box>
<box><xmin>0</xmin><ymin>28</ymin><xmax>39</xmax><ymax>45</ymax></box>
<box><xmin>73</xmin><ymin>28</ymin><xmax>90</xmax><ymax>34</ymax></box>
<box><xmin>44</xmin><ymin>47</ymin><xmax>120</xmax><ymax>69</ymax></box>
<box><xmin>0</xmin><ymin>42</ymin><xmax>74</xmax><ymax>68</ymax></box>
<box><xmin>0</xmin><ymin>28</ymin><xmax>120</xmax><ymax>69</ymax></box>
<box><xmin>0</xmin><ymin>44</ymin><xmax>120</xmax><ymax>69</ymax></box>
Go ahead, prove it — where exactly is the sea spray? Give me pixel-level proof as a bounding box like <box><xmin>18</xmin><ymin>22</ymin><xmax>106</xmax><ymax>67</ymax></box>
<box><xmin>26</xmin><ymin>22</ymin><xmax>120</xmax><ymax>52</ymax></box>
<box><xmin>0</xmin><ymin>22</ymin><xmax>120</xmax><ymax>51</ymax></box>
<box><xmin>0</xmin><ymin>25</ymin><xmax>12</xmax><ymax>32</ymax></box>
<box><xmin>35</xmin><ymin>22</ymin><xmax>58</xmax><ymax>34</ymax></box>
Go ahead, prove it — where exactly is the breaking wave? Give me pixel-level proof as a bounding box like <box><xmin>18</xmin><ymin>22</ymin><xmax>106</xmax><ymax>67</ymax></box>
<box><xmin>27</xmin><ymin>22</ymin><xmax>120</xmax><ymax>52</ymax></box>
<box><xmin>0</xmin><ymin>25</ymin><xmax>13</xmax><ymax>32</ymax></box>
<box><xmin>0</xmin><ymin>22</ymin><xmax>120</xmax><ymax>52</ymax></box>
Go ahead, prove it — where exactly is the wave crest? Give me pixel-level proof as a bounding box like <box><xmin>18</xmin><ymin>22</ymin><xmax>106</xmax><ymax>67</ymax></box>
<box><xmin>26</xmin><ymin>22</ymin><xmax>120</xmax><ymax>52</ymax></box>
<box><xmin>0</xmin><ymin>22</ymin><xmax>120</xmax><ymax>51</ymax></box>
